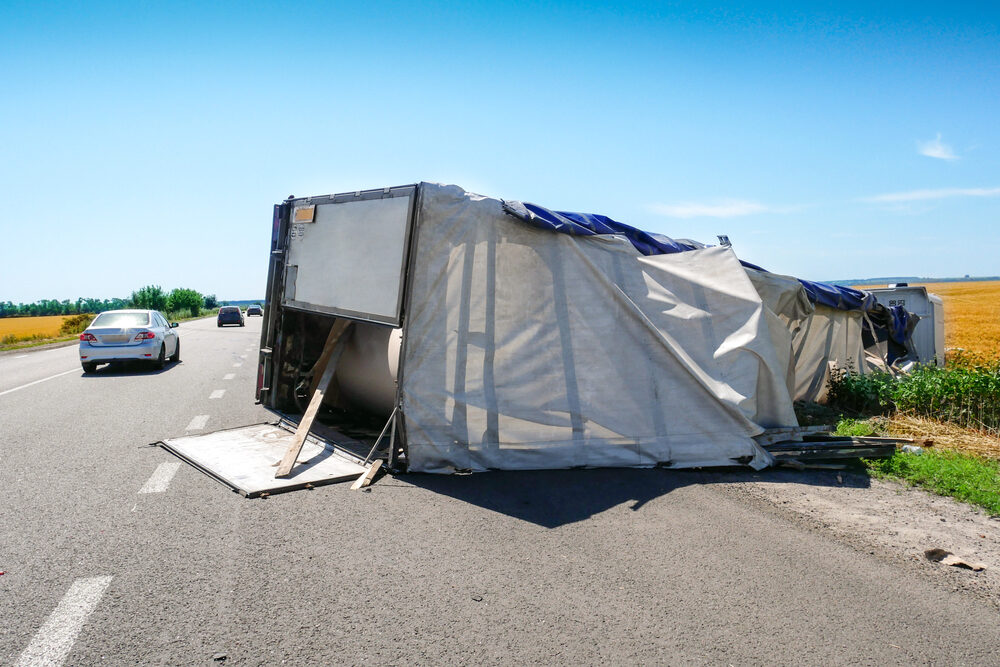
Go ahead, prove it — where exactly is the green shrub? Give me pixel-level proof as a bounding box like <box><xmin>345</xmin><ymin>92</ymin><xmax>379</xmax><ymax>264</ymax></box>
<box><xmin>59</xmin><ymin>313</ymin><xmax>95</xmax><ymax>335</ymax></box>
<box><xmin>827</xmin><ymin>366</ymin><xmax>896</xmax><ymax>415</ymax></box>
<box><xmin>828</xmin><ymin>362</ymin><xmax>1000</xmax><ymax>433</ymax></box>
<box><xmin>166</xmin><ymin>288</ymin><xmax>204</xmax><ymax>318</ymax></box>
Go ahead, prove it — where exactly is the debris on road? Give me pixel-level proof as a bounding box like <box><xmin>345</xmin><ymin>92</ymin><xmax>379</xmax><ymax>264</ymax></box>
<box><xmin>924</xmin><ymin>548</ymin><xmax>987</xmax><ymax>571</ymax></box>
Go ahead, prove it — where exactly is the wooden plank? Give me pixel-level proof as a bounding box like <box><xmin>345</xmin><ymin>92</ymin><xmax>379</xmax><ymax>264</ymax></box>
<box><xmin>307</xmin><ymin>319</ymin><xmax>351</xmax><ymax>397</ymax></box>
<box><xmin>350</xmin><ymin>459</ymin><xmax>383</xmax><ymax>490</ymax></box>
<box><xmin>275</xmin><ymin>320</ymin><xmax>352</xmax><ymax>478</ymax></box>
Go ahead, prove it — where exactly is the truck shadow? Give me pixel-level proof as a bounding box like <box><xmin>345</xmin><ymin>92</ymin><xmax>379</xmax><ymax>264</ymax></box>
<box><xmin>403</xmin><ymin>466</ymin><xmax>871</xmax><ymax>528</ymax></box>
<box><xmin>79</xmin><ymin>360</ymin><xmax>182</xmax><ymax>377</ymax></box>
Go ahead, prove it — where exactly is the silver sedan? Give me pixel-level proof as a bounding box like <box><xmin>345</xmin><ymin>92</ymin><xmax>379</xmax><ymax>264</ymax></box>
<box><xmin>79</xmin><ymin>309</ymin><xmax>180</xmax><ymax>373</ymax></box>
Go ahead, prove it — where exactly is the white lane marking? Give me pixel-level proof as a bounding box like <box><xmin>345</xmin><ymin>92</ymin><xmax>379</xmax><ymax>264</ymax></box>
<box><xmin>139</xmin><ymin>461</ymin><xmax>181</xmax><ymax>494</ymax></box>
<box><xmin>223</xmin><ymin>373</ymin><xmax>235</xmax><ymax>380</ymax></box>
<box><xmin>15</xmin><ymin>575</ymin><xmax>114</xmax><ymax>667</ymax></box>
<box><xmin>232</xmin><ymin>362</ymin><xmax>242</xmax><ymax>367</ymax></box>
<box><xmin>14</xmin><ymin>354</ymin><xmax>28</xmax><ymax>359</ymax></box>
<box><xmin>238</xmin><ymin>354</ymin><xmax>247</xmax><ymax>359</ymax></box>
<box><xmin>185</xmin><ymin>414</ymin><xmax>209</xmax><ymax>431</ymax></box>
<box><xmin>0</xmin><ymin>369</ymin><xmax>78</xmax><ymax>398</ymax></box>
<box><xmin>131</xmin><ymin>504</ymin><xmax>137</xmax><ymax>512</ymax></box>
<box><xmin>209</xmin><ymin>389</ymin><xmax>226</xmax><ymax>399</ymax></box>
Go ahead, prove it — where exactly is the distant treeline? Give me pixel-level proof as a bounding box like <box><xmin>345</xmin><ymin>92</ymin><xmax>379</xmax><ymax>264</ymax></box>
<box><xmin>833</xmin><ymin>276</ymin><xmax>1000</xmax><ymax>287</ymax></box>
<box><xmin>0</xmin><ymin>298</ymin><xmax>131</xmax><ymax>318</ymax></box>
<box><xmin>0</xmin><ymin>286</ymin><xmax>220</xmax><ymax>319</ymax></box>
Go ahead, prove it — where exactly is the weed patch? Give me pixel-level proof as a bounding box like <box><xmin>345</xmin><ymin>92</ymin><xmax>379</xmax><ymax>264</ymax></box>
<box><xmin>828</xmin><ymin>363</ymin><xmax>1000</xmax><ymax>435</ymax></box>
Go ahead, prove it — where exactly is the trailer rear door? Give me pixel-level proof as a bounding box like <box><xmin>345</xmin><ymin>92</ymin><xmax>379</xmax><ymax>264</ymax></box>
<box><xmin>282</xmin><ymin>185</ymin><xmax>417</xmax><ymax>326</ymax></box>
<box><xmin>159</xmin><ymin>421</ymin><xmax>368</xmax><ymax>497</ymax></box>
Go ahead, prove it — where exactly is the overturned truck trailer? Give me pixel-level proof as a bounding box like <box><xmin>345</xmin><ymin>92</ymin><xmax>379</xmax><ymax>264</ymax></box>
<box><xmin>252</xmin><ymin>182</ymin><xmax>813</xmax><ymax>475</ymax></box>
<box><xmin>164</xmin><ymin>183</ymin><xmax>923</xmax><ymax>493</ymax></box>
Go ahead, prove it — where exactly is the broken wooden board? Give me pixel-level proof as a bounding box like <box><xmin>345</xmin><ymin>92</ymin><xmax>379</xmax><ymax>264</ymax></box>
<box><xmin>275</xmin><ymin>320</ymin><xmax>352</xmax><ymax>478</ymax></box>
<box><xmin>764</xmin><ymin>437</ymin><xmax>896</xmax><ymax>461</ymax></box>
<box><xmin>350</xmin><ymin>459</ymin><xmax>384</xmax><ymax>490</ymax></box>
<box><xmin>754</xmin><ymin>425</ymin><xmax>834</xmax><ymax>447</ymax></box>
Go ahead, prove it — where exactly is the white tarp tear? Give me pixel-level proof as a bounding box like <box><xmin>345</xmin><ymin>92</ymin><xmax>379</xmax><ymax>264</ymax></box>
<box><xmin>398</xmin><ymin>184</ymin><xmax>798</xmax><ymax>473</ymax></box>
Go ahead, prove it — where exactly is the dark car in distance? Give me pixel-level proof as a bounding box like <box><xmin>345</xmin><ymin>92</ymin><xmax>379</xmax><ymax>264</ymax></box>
<box><xmin>246</xmin><ymin>304</ymin><xmax>263</xmax><ymax>316</ymax></box>
<box><xmin>217</xmin><ymin>306</ymin><xmax>245</xmax><ymax>327</ymax></box>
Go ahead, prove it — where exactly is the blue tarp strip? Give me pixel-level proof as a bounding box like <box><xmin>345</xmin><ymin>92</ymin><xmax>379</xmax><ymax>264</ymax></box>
<box><xmin>502</xmin><ymin>200</ymin><xmax>876</xmax><ymax>313</ymax></box>
<box><xmin>889</xmin><ymin>305</ymin><xmax>910</xmax><ymax>345</ymax></box>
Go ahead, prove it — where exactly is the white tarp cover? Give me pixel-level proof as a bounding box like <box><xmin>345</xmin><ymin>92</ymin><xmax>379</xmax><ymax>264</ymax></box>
<box><xmin>399</xmin><ymin>184</ymin><xmax>799</xmax><ymax>473</ymax></box>
<box><xmin>745</xmin><ymin>268</ymin><xmax>815</xmax><ymax>402</ymax></box>
<box><xmin>790</xmin><ymin>305</ymin><xmax>867</xmax><ymax>403</ymax></box>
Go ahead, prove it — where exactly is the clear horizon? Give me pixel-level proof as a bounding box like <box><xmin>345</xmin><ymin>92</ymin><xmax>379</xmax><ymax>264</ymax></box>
<box><xmin>2</xmin><ymin>2</ymin><xmax>997</xmax><ymax>302</ymax></box>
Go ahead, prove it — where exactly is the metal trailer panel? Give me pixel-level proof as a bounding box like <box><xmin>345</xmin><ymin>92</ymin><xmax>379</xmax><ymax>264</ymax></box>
<box><xmin>930</xmin><ymin>293</ymin><xmax>945</xmax><ymax>365</ymax></box>
<box><xmin>282</xmin><ymin>186</ymin><xmax>417</xmax><ymax>326</ymax></box>
<box><xmin>868</xmin><ymin>286</ymin><xmax>944</xmax><ymax>364</ymax></box>
<box><xmin>159</xmin><ymin>422</ymin><xmax>367</xmax><ymax>497</ymax></box>
<box><xmin>257</xmin><ymin>202</ymin><xmax>290</xmax><ymax>407</ymax></box>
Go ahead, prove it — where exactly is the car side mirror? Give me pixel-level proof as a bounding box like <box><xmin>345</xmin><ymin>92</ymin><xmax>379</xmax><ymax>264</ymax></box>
<box><xmin>170</xmin><ymin>322</ymin><xmax>179</xmax><ymax>328</ymax></box>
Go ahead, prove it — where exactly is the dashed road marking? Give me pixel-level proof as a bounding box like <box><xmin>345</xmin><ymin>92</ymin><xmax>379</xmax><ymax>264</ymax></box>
<box><xmin>139</xmin><ymin>461</ymin><xmax>181</xmax><ymax>494</ymax></box>
<box><xmin>209</xmin><ymin>389</ymin><xmax>226</xmax><ymax>399</ymax></box>
<box><xmin>14</xmin><ymin>354</ymin><xmax>28</xmax><ymax>359</ymax></box>
<box><xmin>15</xmin><ymin>575</ymin><xmax>113</xmax><ymax>667</ymax></box>
<box><xmin>185</xmin><ymin>414</ymin><xmax>209</xmax><ymax>431</ymax></box>
<box><xmin>0</xmin><ymin>369</ymin><xmax>78</xmax><ymax>398</ymax></box>
<box><xmin>233</xmin><ymin>362</ymin><xmax>242</xmax><ymax>368</ymax></box>
<box><xmin>223</xmin><ymin>373</ymin><xmax>235</xmax><ymax>380</ymax></box>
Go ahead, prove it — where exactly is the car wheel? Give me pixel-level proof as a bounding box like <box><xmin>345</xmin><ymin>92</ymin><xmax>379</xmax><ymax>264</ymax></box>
<box><xmin>170</xmin><ymin>339</ymin><xmax>180</xmax><ymax>362</ymax></box>
<box><xmin>217</xmin><ymin>322</ymin><xmax>222</xmax><ymax>327</ymax></box>
<box><xmin>153</xmin><ymin>344</ymin><xmax>166</xmax><ymax>370</ymax></box>
<box><xmin>82</xmin><ymin>362</ymin><xmax>97</xmax><ymax>373</ymax></box>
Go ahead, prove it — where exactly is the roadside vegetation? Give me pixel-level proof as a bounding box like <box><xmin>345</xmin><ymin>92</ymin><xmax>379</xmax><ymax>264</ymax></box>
<box><xmin>0</xmin><ymin>285</ymin><xmax>221</xmax><ymax>350</ymax></box>
<box><xmin>823</xmin><ymin>360</ymin><xmax>1000</xmax><ymax>516</ymax></box>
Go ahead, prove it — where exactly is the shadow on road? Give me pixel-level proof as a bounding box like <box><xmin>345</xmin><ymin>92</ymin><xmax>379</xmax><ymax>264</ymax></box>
<box><xmin>404</xmin><ymin>465</ymin><xmax>871</xmax><ymax>528</ymax></box>
<box><xmin>79</xmin><ymin>360</ymin><xmax>182</xmax><ymax>377</ymax></box>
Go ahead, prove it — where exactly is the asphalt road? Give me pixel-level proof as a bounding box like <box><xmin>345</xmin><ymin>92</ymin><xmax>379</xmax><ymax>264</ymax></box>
<box><xmin>2</xmin><ymin>316</ymin><xmax>999</xmax><ymax>665</ymax></box>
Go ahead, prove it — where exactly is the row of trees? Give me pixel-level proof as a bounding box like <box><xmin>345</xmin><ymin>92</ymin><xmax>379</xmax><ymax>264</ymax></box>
<box><xmin>130</xmin><ymin>286</ymin><xmax>217</xmax><ymax>318</ymax></box>
<box><xmin>0</xmin><ymin>287</ymin><xmax>219</xmax><ymax>319</ymax></box>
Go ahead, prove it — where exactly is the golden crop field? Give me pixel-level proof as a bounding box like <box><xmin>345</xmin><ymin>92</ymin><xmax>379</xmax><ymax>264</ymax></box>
<box><xmin>908</xmin><ymin>280</ymin><xmax>1000</xmax><ymax>359</ymax></box>
<box><xmin>0</xmin><ymin>315</ymin><xmax>70</xmax><ymax>339</ymax></box>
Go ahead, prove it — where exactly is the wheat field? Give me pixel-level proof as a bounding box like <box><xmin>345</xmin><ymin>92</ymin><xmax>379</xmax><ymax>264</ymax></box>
<box><xmin>0</xmin><ymin>315</ymin><xmax>70</xmax><ymax>339</ymax></box>
<box><xmin>908</xmin><ymin>281</ymin><xmax>1000</xmax><ymax>359</ymax></box>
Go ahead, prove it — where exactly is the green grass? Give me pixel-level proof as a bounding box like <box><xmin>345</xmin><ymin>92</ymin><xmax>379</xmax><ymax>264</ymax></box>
<box><xmin>866</xmin><ymin>450</ymin><xmax>1000</xmax><ymax>516</ymax></box>
<box><xmin>834</xmin><ymin>417</ymin><xmax>888</xmax><ymax>437</ymax></box>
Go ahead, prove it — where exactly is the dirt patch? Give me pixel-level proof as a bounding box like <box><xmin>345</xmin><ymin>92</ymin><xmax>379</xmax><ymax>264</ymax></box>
<box><xmin>716</xmin><ymin>468</ymin><xmax>1000</xmax><ymax>611</ymax></box>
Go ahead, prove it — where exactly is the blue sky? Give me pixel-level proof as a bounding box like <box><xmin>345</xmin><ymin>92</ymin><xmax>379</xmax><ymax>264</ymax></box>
<box><xmin>1</xmin><ymin>1</ymin><xmax>997</xmax><ymax>302</ymax></box>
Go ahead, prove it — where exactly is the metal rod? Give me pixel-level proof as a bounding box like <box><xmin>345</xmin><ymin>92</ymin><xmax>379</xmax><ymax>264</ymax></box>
<box><xmin>363</xmin><ymin>407</ymin><xmax>398</xmax><ymax>465</ymax></box>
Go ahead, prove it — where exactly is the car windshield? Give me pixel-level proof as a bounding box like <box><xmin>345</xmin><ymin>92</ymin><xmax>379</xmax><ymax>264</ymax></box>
<box><xmin>92</xmin><ymin>312</ymin><xmax>150</xmax><ymax>327</ymax></box>
<box><xmin>220</xmin><ymin>307</ymin><xmax>239</xmax><ymax>313</ymax></box>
